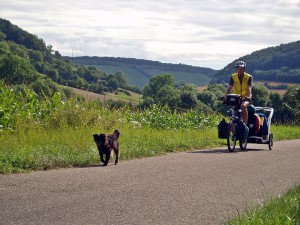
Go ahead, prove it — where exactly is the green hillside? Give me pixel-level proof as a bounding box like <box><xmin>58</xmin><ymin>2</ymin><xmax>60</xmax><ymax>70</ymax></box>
<box><xmin>210</xmin><ymin>41</ymin><xmax>300</xmax><ymax>84</ymax></box>
<box><xmin>0</xmin><ymin>18</ymin><xmax>139</xmax><ymax>95</ymax></box>
<box><xmin>66</xmin><ymin>56</ymin><xmax>216</xmax><ymax>89</ymax></box>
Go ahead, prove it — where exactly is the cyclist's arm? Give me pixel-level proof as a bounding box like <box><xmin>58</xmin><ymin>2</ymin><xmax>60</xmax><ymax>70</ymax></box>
<box><xmin>224</xmin><ymin>77</ymin><xmax>234</xmax><ymax>97</ymax></box>
<box><xmin>246</xmin><ymin>86</ymin><xmax>252</xmax><ymax>99</ymax></box>
<box><xmin>225</xmin><ymin>85</ymin><xmax>233</xmax><ymax>96</ymax></box>
<box><xmin>246</xmin><ymin>76</ymin><xmax>253</xmax><ymax>99</ymax></box>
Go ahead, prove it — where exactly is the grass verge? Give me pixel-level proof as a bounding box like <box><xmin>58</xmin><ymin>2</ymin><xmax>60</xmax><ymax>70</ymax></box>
<box><xmin>227</xmin><ymin>184</ymin><xmax>300</xmax><ymax>225</ymax></box>
<box><xmin>0</xmin><ymin>124</ymin><xmax>299</xmax><ymax>174</ymax></box>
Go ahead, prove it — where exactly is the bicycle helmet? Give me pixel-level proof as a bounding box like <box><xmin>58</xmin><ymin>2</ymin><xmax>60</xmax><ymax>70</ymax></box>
<box><xmin>235</xmin><ymin>61</ymin><xmax>246</xmax><ymax>68</ymax></box>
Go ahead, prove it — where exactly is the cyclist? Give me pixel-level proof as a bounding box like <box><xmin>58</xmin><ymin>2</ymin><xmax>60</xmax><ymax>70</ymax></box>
<box><xmin>224</xmin><ymin>61</ymin><xmax>253</xmax><ymax>124</ymax></box>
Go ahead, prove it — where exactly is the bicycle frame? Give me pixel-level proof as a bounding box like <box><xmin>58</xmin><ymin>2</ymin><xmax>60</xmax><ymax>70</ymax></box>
<box><xmin>220</xmin><ymin>95</ymin><xmax>274</xmax><ymax>151</ymax></box>
<box><xmin>223</xmin><ymin>94</ymin><xmax>247</xmax><ymax>152</ymax></box>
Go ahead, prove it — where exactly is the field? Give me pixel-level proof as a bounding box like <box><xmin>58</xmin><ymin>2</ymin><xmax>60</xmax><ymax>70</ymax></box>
<box><xmin>63</xmin><ymin>86</ymin><xmax>142</xmax><ymax>104</ymax></box>
<box><xmin>1</xmin><ymin>82</ymin><xmax>300</xmax><ymax>225</ymax></box>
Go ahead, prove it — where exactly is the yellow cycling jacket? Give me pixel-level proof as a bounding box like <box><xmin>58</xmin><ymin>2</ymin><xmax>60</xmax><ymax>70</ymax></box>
<box><xmin>231</xmin><ymin>72</ymin><xmax>252</xmax><ymax>98</ymax></box>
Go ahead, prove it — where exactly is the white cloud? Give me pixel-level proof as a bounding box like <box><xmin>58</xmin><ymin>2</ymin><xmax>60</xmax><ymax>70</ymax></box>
<box><xmin>0</xmin><ymin>0</ymin><xmax>299</xmax><ymax>69</ymax></box>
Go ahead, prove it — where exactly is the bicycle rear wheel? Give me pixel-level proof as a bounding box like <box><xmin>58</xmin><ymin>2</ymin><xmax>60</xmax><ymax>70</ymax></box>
<box><xmin>227</xmin><ymin>121</ymin><xmax>236</xmax><ymax>152</ymax></box>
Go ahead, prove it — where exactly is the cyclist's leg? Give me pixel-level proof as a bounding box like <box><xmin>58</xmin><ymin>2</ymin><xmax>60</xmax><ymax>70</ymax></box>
<box><xmin>241</xmin><ymin>101</ymin><xmax>250</xmax><ymax>124</ymax></box>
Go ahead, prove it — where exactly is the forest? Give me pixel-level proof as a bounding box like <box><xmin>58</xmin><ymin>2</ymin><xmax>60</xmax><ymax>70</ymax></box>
<box><xmin>210</xmin><ymin>41</ymin><xmax>300</xmax><ymax>84</ymax></box>
<box><xmin>0</xmin><ymin>18</ymin><xmax>139</xmax><ymax>95</ymax></box>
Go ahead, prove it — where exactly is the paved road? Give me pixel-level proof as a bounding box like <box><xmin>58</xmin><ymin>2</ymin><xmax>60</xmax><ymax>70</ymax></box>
<box><xmin>1</xmin><ymin>139</ymin><xmax>300</xmax><ymax>225</ymax></box>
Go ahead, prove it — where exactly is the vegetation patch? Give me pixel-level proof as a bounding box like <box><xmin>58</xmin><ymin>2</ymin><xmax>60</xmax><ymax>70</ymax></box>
<box><xmin>227</xmin><ymin>184</ymin><xmax>300</xmax><ymax>225</ymax></box>
<box><xmin>1</xmin><ymin>80</ymin><xmax>300</xmax><ymax>174</ymax></box>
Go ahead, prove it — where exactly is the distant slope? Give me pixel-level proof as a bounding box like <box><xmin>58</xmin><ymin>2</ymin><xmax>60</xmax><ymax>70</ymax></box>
<box><xmin>210</xmin><ymin>41</ymin><xmax>300</xmax><ymax>84</ymax></box>
<box><xmin>0</xmin><ymin>18</ymin><xmax>139</xmax><ymax>95</ymax></box>
<box><xmin>66</xmin><ymin>56</ymin><xmax>217</xmax><ymax>88</ymax></box>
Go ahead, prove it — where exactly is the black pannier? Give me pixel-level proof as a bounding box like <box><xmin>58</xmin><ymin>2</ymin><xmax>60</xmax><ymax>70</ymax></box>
<box><xmin>236</xmin><ymin>121</ymin><xmax>249</xmax><ymax>141</ymax></box>
<box><xmin>218</xmin><ymin>118</ymin><xmax>228</xmax><ymax>139</ymax></box>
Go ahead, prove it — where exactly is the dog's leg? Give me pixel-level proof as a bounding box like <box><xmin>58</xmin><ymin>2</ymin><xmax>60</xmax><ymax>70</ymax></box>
<box><xmin>103</xmin><ymin>151</ymin><xmax>111</xmax><ymax>166</ymax></box>
<box><xmin>100</xmin><ymin>152</ymin><xmax>105</xmax><ymax>164</ymax></box>
<box><xmin>114</xmin><ymin>148</ymin><xmax>119</xmax><ymax>165</ymax></box>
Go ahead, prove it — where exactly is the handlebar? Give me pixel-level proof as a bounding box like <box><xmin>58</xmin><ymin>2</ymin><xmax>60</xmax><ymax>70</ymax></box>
<box><xmin>219</xmin><ymin>95</ymin><xmax>252</xmax><ymax>103</ymax></box>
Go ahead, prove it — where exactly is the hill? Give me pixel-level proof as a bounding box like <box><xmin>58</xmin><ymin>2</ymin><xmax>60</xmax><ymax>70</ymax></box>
<box><xmin>65</xmin><ymin>56</ymin><xmax>216</xmax><ymax>89</ymax></box>
<box><xmin>1</xmin><ymin>17</ymin><xmax>299</xmax><ymax>99</ymax></box>
<box><xmin>210</xmin><ymin>41</ymin><xmax>300</xmax><ymax>84</ymax></box>
<box><xmin>0</xmin><ymin>18</ymin><xmax>140</xmax><ymax>96</ymax></box>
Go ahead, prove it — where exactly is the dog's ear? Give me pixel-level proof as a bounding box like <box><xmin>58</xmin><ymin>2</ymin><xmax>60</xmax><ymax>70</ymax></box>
<box><xmin>93</xmin><ymin>134</ymin><xmax>99</xmax><ymax>141</ymax></box>
<box><xmin>114</xmin><ymin>129</ymin><xmax>120</xmax><ymax>138</ymax></box>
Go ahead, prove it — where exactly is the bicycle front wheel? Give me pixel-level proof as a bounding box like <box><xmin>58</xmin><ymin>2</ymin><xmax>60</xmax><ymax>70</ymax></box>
<box><xmin>239</xmin><ymin>138</ymin><xmax>248</xmax><ymax>150</ymax></box>
<box><xmin>227</xmin><ymin>121</ymin><xmax>236</xmax><ymax>152</ymax></box>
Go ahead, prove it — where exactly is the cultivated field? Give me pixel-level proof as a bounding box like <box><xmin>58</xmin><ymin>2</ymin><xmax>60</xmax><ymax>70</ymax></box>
<box><xmin>63</xmin><ymin>86</ymin><xmax>142</xmax><ymax>104</ymax></box>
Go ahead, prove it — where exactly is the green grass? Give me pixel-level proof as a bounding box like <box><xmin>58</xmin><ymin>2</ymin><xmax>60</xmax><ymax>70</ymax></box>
<box><xmin>0</xmin><ymin>82</ymin><xmax>299</xmax><ymax>174</ymax></box>
<box><xmin>227</xmin><ymin>184</ymin><xmax>300</xmax><ymax>225</ymax></box>
<box><xmin>271</xmin><ymin>125</ymin><xmax>300</xmax><ymax>140</ymax></box>
<box><xmin>1</xmin><ymin>124</ymin><xmax>299</xmax><ymax>174</ymax></box>
<box><xmin>0</xmin><ymin>82</ymin><xmax>299</xmax><ymax>225</ymax></box>
<box><xmin>0</xmin><ymin>125</ymin><xmax>222</xmax><ymax>174</ymax></box>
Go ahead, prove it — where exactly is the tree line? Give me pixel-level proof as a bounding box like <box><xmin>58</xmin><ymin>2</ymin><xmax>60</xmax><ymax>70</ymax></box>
<box><xmin>142</xmin><ymin>74</ymin><xmax>300</xmax><ymax>125</ymax></box>
<box><xmin>67</xmin><ymin>56</ymin><xmax>216</xmax><ymax>74</ymax></box>
<box><xmin>210</xmin><ymin>40</ymin><xmax>300</xmax><ymax>84</ymax></box>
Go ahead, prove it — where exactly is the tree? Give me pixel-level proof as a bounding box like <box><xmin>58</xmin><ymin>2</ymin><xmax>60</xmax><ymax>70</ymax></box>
<box><xmin>46</xmin><ymin>69</ymin><xmax>59</xmax><ymax>81</ymax></box>
<box><xmin>0</xmin><ymin>32</ymin><xmax>6</xmax><ymax>41</ymax></box>
<box><xmin>0</xmin><ymin>41</ymin><xmax>10</xmax><ymax>54</ymax></box>
<box><xmin>28</xmin><ymin>49</ymin><xmax>43</xmax><ymax>62</ymax></box>
<box><xmin>114</xmin><ymin>71</ymin><xmax>127</xmax><ymax>88</ymax></box>
<box><xmin>252</xmin><ymin>85</ymin><xmax>270</xmax><ymax>107</ymax></box>
<box><xmin>143</xmin><ymin>74</ymin><xmax>180</xmax><ymax>108</ymax></box>
<box><xmin>180</xmin><ymin>91</ymin><xmax>198</xmax><ymax>109</ymax></box>
<box><xmin>107</xmin><ymin>78</ymin><xmax>119</xmax><ymax>91</ymax></box>
<box><xmin>156</xmin><ymin>85</ymin><xmax>180</xmax><ymax>109</ymax></box>
<box><xmin>281</xmin><ymin>86</ymin><xmax>300</xmax><ymax>124</ymax></box>
<box><xmin>0</xmin><ymin>53</ymin><xmax>37</xmax><ymax>85</ymax></box>
<box><xmin>177</xmin><ymin>83</ymin><xmax>199</xmax><ymax>109</ymax></box>
<box><xmin>197</xmin><ymin>91</ymin><xmax>216</xmax><ymax>108</ymax></box>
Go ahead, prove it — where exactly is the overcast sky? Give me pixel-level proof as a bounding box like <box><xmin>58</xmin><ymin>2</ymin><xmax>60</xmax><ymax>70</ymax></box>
<box><xmin>1</xmin><ymin>0</ymin><xmax>299</xmax><ymax>69</ymax></box>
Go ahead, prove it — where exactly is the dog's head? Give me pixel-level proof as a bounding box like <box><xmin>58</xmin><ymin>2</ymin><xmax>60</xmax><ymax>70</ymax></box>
<box><xmin>113</xmin><ymin>129</ymin><xmax>121</xmax><ymax>139</ymax></box>
<box><xmin>93</xmin><ymin>133</ymin><xmax>109</xmax><ymax>148</ymax></box>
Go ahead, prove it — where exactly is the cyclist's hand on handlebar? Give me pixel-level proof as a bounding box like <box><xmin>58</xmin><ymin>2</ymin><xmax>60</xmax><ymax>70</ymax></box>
<box><xmin>219</xmin><ymin>96</ymin><xmax>227</xmax><ymax>103</ymax></box>
<box><xmin>219</xmin><ymin>96</ymin><xmax>225</xmax><ymax>101</ymax></box>
<box><xmin>244</xmin><ymin>96</ymin><xmax>251</xmax><ymax>102</ymax></box>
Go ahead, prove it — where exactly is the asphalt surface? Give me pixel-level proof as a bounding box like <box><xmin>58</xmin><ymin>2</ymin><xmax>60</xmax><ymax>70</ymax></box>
<box><xmin>1</xmin><ymin>139</ymin><xmax>300</xmax><ymax>225</ymax></box>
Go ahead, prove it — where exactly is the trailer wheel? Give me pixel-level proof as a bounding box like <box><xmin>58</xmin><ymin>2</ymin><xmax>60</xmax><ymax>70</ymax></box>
<box><xmin>268</xmin><ymin>133</ymin><xmax>273</xmax><ymax>150</ymax></box>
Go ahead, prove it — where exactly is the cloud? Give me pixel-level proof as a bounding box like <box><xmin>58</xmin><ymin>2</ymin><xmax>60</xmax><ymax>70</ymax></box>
<box><xmin>0</xmin><ymin>0</ymin><xmax>299</xmax><ymax>69</ymax></box>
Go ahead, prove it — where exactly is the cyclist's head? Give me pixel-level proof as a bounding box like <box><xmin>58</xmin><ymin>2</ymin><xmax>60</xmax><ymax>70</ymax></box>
<box><xmin>235</xmin><ymin>61</ymin><xmax>246</xmax><ymax>69</ymax></box>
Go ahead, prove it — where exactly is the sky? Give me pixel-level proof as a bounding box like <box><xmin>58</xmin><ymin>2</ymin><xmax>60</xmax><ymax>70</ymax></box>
<box><xmin>1</xmin><ymin>0</ymin><xmax>300</xmax><ymax>69</ymax></box>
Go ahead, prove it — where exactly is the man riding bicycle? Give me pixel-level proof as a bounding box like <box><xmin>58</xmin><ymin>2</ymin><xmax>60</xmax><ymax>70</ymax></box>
<box><xmin>224</xmin><ymin>61</ymin><xmax>253</xmax><ymax>124</ymax></box>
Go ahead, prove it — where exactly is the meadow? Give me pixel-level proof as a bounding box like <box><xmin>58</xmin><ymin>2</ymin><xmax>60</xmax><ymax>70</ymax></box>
<box><xmin>1</xmin><ymin>83</ymin><xmax>299</xmax><ymax>224</ymax></box>
<box><xmin>1</xmin><ymin>82</ymin><xmax>300</xmax><ymax>174</ymax></box>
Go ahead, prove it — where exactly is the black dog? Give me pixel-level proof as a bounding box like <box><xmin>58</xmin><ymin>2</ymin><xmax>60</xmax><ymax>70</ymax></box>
<box><xmin>93</xmin><ymin>130</ymin><xmax>120</xmax><ymax>166</ymax></box>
